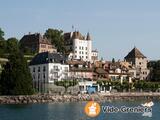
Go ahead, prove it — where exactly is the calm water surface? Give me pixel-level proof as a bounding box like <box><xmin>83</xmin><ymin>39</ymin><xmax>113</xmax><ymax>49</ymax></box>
<box><xmin>0</xmin><ymin>100</ymin><xmax>159</xmax><ymax>120</ymax></box>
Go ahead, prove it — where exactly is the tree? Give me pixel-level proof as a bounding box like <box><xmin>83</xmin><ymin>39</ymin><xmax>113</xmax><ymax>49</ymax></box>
<box><xmin>0</xmin><ymin>28</ymin><xmax>6</xmax><ymax>56</ymax></box>
<box><xmin>0</xmin><ymin>51</ymin><xmax>34</xmax><ymax>95</ymax></box>
<box><xmin>0</xmin><ymin>28</ymin><xmax>4</xmax><ymax>40</ymax></box>
<box><xmin>44</xmin><ymin>28</ymin><xmax>66</xmax><ymax>53</ymax></box>
<box><xmin>6</xmin><ymin>37</ymin><xmax>19</xmax><ymax>53</ymax></box>
<box><xmin>112</xmin><ymin>58</ymin><xmax>115</xmax><ymax>63</ymax></box>
<box><xmin>150</xmin><ymin>60</ymin><xmax>160</xmax><ymax>81</ymax></box>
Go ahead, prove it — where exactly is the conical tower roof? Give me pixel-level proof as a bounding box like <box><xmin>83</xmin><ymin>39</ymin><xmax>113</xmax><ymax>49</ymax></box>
<box><xmin>86</xmin><ymin>32</ymin><xmax>91</xmax><ymax>40</ymax></box>
<box><xmin>125</xmin><ymin>47</ymin><xmax>146</xmax><ymax>59</ymax></box>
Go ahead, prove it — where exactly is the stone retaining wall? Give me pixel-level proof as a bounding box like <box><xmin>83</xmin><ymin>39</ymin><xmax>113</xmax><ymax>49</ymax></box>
<box><xmin>0</xmin><ymin>93</ymin><xmax>160</xmax><ymax>104</ymax></box>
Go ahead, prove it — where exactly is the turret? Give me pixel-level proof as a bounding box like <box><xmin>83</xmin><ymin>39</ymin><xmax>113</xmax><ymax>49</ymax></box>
<box><xmin>86</xmin><ymin>32</ymin><xmax>91</xmax><ymax>40</ymax></box>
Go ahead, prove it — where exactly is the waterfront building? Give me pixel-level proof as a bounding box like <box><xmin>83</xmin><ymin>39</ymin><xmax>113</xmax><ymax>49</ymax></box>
<box><xmin>29</xmin><ymin>52</ymin><xmax>69</xmax><ymax>93</ymax></box>
<box><xmin>20</xmin><ymin>33</ymin><xmax>57</xmax><ymax>54</ymax></box>
<box><xmin>124</xmin><ymin>47</ymin><xmax>150</xmax><ymax>80</ymax></box>
<box><xmin>78</xmin><ymin>80</ymin><xmax>99</xmax><ymax>93</ymax></box>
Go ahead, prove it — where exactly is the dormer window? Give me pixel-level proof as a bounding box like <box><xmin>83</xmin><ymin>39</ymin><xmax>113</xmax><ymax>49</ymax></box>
<box><xmin>50</xmin><ymin>58</ymin><xmax>54</xmax><ymax>62</ymax></box>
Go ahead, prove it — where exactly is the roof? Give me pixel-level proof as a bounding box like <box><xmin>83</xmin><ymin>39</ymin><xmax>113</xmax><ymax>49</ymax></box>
<box><xmin>125</xmin><ymin>47</ymin><xmax>146</xmax><ymax>59</ymax></box>
<box><xmin>86</xmin><ymin>32</ymin><xmax>91</xmax><ymax>40</ymax></box>
<box><xmin>64</xmin><ymin>31</ymin><xmax>91</xmax><ymax>40</ymax></box>
<box><xmin>95</xmin><ymin>68</ymin><xmax>108</xmax><ymax>74</ymax></box>
<box><xmin>70</xmin><ymin>68</ymin><xmax>93</xmax><ymax>72</ymax></box>
<box><xmin>20</xmin><ymin>33</ymin><xmax>52</xmax><ymax>45</ymax></box>
<box><xmin>67</xmin><ymin>60</ymin><xmax>86</xmax><ymax>65</ymax></box>
<box><xmin>29</xmin><ymin>52</ymin><xmax>67</xmax><ymax>65</ymax></box>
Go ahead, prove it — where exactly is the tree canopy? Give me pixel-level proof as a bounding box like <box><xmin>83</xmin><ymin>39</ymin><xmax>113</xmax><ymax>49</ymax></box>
<box><xmin>0</xmin><ymin>51</ymin><xmax>34</xmax><ymax>95</ymax></box>
<box><xmin>0</xmin><ymin>28</ymin><xmax>4</xmax><ymax>40</ymax></box>
<box><xmin>6</xmin><ymin>37</ymin><xmax>19</xmax><ymax>53</ymax></box>
<box><xmin>44</xmin><ymin>28</ymin><xmax>66</xmax><ymax>53</ymax></box>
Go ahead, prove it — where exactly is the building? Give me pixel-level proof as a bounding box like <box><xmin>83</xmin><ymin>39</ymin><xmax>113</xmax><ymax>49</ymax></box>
<box><xmin>78</xmin><ymin>80</ymin><xmax>99</xmax><ymax>93</ymax></box>
<box><xmin>29</xmin><ymin>52</ymin><xmax>69</xmax><ymax>93</ymax></box>
<box><xmin>67</xmin><ymin>60</ymin><xmax>93</xmax><ymax>80</ymax></box>
<box><xmin>91</xmin><ymin>50</ymin><xmax>98</xmax><ymax>62</ymax></box>
<box><xmin>20</xmin><ymin>33</ymin><xmax>57</xmax><ymax>54</ymax></box>
<box><xmin>124</xmin><ymin>47</ymin><xmax>150</xmax><ymax>80</ymax></box>
<box><xmin>64</xmin><ymin>31</ymin><xmax>92</xmax><ymax>62</ymax></box>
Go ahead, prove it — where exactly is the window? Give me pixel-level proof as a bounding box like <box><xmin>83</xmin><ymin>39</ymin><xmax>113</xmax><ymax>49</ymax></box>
<box><xmin>43</xmin><ymin>66</ymin><xmax>46</xmax><ymax>72</ymax></box>
<box><xmin>82</xmin><ymin>52</ymin><xmax>83</xmax><ymax>54</ymax></box>
<box><xmin>53</xmin><ymin>66</ymin><xmax>58</xmax><ymax>70</ymax></box>
<box><xmin>38</xmin><ymin>74</ymin><xmax>40</xmax><ymax>79</ymax></box>
<box><xmin>79</xmin><ymin>51</ymin><xmax>81</xmax><ymax>54</ymax></box>
<box><xmin>86</xmin><ymin>47</ymin><xmax>87</xmax><ymax>50</ymax></box>
<box><xmin>50</xmin><ymin>58</ymin><xmax>54</xmax><ymax>62</ymax></box>
<box><xmin>86</xmin><ymin>52</ymin><xmax>87</xmax><ymax>54</ymax></box>
<box><xmin>75</xmin><ymin>51</ymin><xmax>77</xmax><ymax>53</ymax></box>
<box><xmin>33</xmin><ymin>67</ymin><xmax>35</xmax><ymax>72</ymax></box>
<box><xmin>64</xmin><ymin>67</ymin><xmax>68</xmax><ymax>72</ymax></box>
<box><xmin>43</xmin><ymin>74</ymin><xmax>45</xmax><ymax>79</ymax></box>
<box><xmin>86</xmin><ymin>56</ymin><xmax>88</xmax><ymax>59</ymax></box>
<box><xmin>79</xmin><ymin>46</ymin><xmax>81</xmax><ymax>49</ymax></box>
<box><xmin>54</xmin><ymin>73</ymin><xmax>58</xmax><ymax>78</ymax></box>
<box><xmin>82</xmin><ymin>47</ymin><xmax>83</xmax><ymax>50</ymax></box>
<box><xmin>38</xmin><ymin>67</ymin><xmax>40</xmax><ymax>72</ymax></box>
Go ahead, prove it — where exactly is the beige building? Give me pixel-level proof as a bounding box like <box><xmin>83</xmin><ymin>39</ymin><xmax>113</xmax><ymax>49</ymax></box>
<box><xmin>20</xmin><ymin>33</ymin><xmax>57</xmax><ymax>54</ymax></box>
<box><xmin>124</xmin><ymin>47</ymin><xmax>150</xmax><ymax>80</ymax></box>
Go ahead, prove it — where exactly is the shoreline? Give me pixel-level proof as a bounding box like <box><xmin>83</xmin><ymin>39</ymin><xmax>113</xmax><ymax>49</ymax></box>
<box><xmin>0</xmin><ymin>92</ymin><xmax>160</xmax><ymax>104</ymax></box>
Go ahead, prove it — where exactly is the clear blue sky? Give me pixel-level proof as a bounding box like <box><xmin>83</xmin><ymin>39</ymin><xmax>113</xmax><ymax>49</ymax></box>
<box><xmin>0</xmin><ymin>0</ymin><xmax>160</xmax><ymax>60</ymax></box>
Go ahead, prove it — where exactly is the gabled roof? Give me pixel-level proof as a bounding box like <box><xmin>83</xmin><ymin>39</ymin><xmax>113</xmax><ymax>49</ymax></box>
<box><xmin>30</xmin><ymin>52</ymin><xmax>67</xmax><ymax>65</ymax></box>
<box><xmin>20</xmin><ymin>33</ymin><xmax>52</xmax><ymax>45</ymax></box>
<box><xmin>95</xmin><ymin>68</ymin><xmax>108</xmax><ymax>74</ymax></box>
<box><xmin>125</xmin><ymin>47</ymin><xmax>146</xmax><ymax>59</ymax></box>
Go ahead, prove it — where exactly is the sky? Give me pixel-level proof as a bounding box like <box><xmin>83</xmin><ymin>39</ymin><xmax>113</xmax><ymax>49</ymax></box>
<box><xmin>0</xmin><ymin>0</ymin><xmax>160</xmax><ymax>60</ymax></box>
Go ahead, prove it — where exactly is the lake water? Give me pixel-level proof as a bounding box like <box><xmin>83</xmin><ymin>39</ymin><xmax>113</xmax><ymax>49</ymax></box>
<box><xmin>0</xmin><ymin>100</ymin><xmax>159</xmax><ymax>120</ymax></box>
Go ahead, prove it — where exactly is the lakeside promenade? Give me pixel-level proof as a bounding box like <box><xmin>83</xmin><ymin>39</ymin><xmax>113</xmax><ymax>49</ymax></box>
<box><xmin>0</xmin><ymin>92</ymin><xmax>160</xmax><ymax>104</ymax></box>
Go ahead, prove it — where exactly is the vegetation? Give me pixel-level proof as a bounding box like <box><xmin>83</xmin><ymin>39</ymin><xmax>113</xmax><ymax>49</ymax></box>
<box><xmin>97</xmin><ymin>80</ymin><xmax>160</xmax><ymax>92</ymax></box>
<box><xmin>149</xmin><ymin>60</ymin><xmax>160</xmax><ymax>81</ymax></box>
<box><xmin>0</xmin><ymin>28</ymin><xmax>19</xmax><ymax>57</ymax></box>
<box><xmin>44</xmin><ymin>28</ymin><xmax>66</xmax><ymax>54</ymax></box>
<box><xmin>0</xmin><ymin>51</ymin><xmax>34</xmax><ymax>95</ymax></box>
<box><xmin>54</xmin><ymin>80</ymin><xmax>78</xmax><ymax>87</ymax></box>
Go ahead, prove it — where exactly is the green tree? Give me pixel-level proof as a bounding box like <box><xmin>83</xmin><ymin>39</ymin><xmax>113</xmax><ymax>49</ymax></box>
<box><xmin>6</xmin><ymin>37</ymin><xmax>19</xmax><ymax>53</ymax></box>
<box><xmin>112</xmin><ymin>58</ymin><xmax>115</xmax><ymax>63</ymax></box>
<box><xmin>151</xmin><ymin>60</ymin><xmax>160</xmax><ymax>81</ymax></box>
<box><xmin>0</xmin><ymin>28</ymin><xmax>4</xmax><ymax>40</ymax></box>
<box><xmin>44</xmin><ymin>28</ymin><xmax>66</xmax><ymax>53</ymax></box>
<box><xmin>0</xmin><ymin>51</ymin><xmax>34</xmax><ymax>95</ymax></box>
<box><xmin>0</xmin><ymin>28</ymin><xmax>6</xmax><ymax>56</ymax></box>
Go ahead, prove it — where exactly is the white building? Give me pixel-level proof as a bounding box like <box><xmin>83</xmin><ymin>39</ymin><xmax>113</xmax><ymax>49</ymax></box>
<box><xmin>29</xmin><ymin>52</ymin><xmax>69</xmax><ymax>93</ymax></box>
<box><xmin>64</xmin><ymin>31</ymin><xmax>92</xmax><ymax>62</ymax></box>
<box><xmin>91</xmin><ymin>50</ymin><xmax>98</xmax><ymax>62</ymax></box>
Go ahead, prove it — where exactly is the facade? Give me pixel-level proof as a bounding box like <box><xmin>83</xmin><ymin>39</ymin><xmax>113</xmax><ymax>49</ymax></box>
<box><xmin>124</xmin><ymin>47</ymin><xmax>150</xmax><ymax>80</ymax></box>
<box><xmin>78</xmin><ymin>80</ymin><xmax>99</xmax><ymax>93</ymax></box>
<box><xmin>29</xmin><ymin>52</ymin><xmax>69</xmax><ymax>93</ymax></box>
<box><xmin>64</xmin><ymin>31</ymin><xmax>92</xmax><ymax>62</ymax></box>
<box><xmin>20</xmin><ymin>33</ymin><xmax>57</xmax><ymax>53</ymax></box>
<box><xmin>67</xmin><ymin>60</ymin><xmax>93</xmax><ymax>80</ymax></box>
<box><xmin>91</xmin><ymin>50</ymin><xmax>98</xmax><ymax>62</ymax></box>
